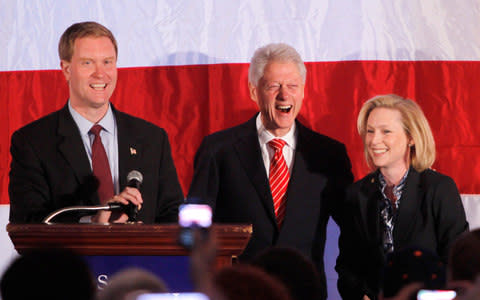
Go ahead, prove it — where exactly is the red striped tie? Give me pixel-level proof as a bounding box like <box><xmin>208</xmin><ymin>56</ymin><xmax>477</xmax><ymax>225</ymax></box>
<box><xmin>268</xmin><ymin>139</ymin><xmax>290</xmax><ymax>226</ymax></box>
<box><xmin>90</xmin><ymin>124</ymin><xmax>114</xmax><ymax>204</ymax></box>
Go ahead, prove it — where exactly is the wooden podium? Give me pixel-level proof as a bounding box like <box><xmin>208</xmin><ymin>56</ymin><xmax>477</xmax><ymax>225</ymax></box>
<box><xmin>7</xmin><ymin>223</ymin><xmax>252</xmax><ymax>291</ymax></box>
<box><xmin>7</xmin><ymin>223</ymin><xmax>252</xmax><ymax>268</ymax></box>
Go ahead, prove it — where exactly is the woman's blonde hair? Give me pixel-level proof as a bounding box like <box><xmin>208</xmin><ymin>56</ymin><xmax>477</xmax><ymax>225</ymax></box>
<box><xmin>357</xmin><ymin>94</ymin><xmax>435</xmax><ymax>172</ymax></box>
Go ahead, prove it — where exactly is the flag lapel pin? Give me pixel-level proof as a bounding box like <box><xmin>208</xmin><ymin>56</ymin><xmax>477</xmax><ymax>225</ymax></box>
<box><xmin>130</xmin><ymin>147</ymin><xmax>137</xmax><ymax>156</ymax></box>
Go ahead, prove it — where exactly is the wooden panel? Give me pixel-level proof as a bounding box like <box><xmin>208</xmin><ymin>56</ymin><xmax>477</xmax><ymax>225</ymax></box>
<box><xmin>6</xmin><ymin>223</ymin><xmax>252</xmax><ymax>262</ymax></box>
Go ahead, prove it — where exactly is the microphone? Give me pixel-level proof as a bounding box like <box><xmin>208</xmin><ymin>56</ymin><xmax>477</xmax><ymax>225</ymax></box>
<box><xmin>42</xmin><ymin>171</ymin><xmax>144</xmax><ymax>224</ymax></box>
<box><xmin>125</xmin><ymin>170</ymin><xmax>143</xmax><ymax>222</ymax></box>
<box><xmin>127</xmin><ymin>170</ymin><xmax>143</xmax><ymax>189</ymax></box>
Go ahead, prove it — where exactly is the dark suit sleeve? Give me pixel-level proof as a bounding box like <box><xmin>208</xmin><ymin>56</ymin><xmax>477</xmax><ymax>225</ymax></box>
<box><xmin>313</xmin><ymin>142</ymin><xmax>354</xmax><ymax>294</ymax></box>
<box><xmin>335</xmin><ymin>184</ymin><xmax>375</xmax><ymax>300</ymax></box>
<box><xmin>309</xmin><ymin>141</ymin><xmax>353</xmax><ymax>263</ymax></box>
<box><xmin>9</xmin><ymin>130</ymin><xmax>52</xmax><ymax>223</ymax></box>
<box><xmin>153</xmin><ymin>129</ymin><xmax>185</xmax><ymax>223</ymax></box>
<box><xmin>324</xmin><ymin>143</ymin><xmax>354</xmax><ymax>223</ymax></box>
<box><xmin>431</xmin><ymin>175</ymin><xmax>469</xmax><ymax>261</ymax></box>
<box><xmin>187</xmin><ymin>136</ymin><xmax>219</xmax><ymax>208</ymax></box>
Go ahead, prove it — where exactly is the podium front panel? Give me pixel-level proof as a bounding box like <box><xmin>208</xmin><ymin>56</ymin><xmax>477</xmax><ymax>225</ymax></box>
<box><xmin>85</xmin><ymin>255</ymin><xmax>192</xmax><ymax>292</ymax></box>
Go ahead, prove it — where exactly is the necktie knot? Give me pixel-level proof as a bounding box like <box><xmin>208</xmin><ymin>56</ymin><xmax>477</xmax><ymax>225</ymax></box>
<box><xmin>89</xmin><ymin>124</ymin><xmax>103</xmax><ymax>137</ymax></box>
<box><xmin>268</xmin><ymin>139</ymin><xmax>287</xmax><ymax>152</ymax></box>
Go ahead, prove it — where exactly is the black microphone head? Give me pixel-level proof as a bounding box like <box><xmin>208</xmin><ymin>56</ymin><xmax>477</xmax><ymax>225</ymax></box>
<box><xmin>125</xmin><ymin>170</ymin><xmax>142</xmax><ymax>222</ymax></box>
<box><xmin>127</xmin><ymin>170</ymin><xmax>143</xmax><ymax>185</ymax></box>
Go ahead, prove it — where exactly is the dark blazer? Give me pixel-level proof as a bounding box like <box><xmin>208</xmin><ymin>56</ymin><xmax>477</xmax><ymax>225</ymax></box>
<box><xmin>335</xmin><ymin>168</ymin><xmax>469</xmax><ymax>299</ymax></box>
<box><xmin>188</xmin><ymin>115</ymin><xmax>353</xmax><ymax>299</ymax></box>
<box><xmin>9</xmin><ymin>103</ymin><xmax>184</xmax><ymax>223</ymax></box>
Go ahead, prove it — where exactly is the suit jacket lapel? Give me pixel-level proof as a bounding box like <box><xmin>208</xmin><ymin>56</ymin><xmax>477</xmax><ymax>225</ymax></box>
<box><xmin>357</xmin><ymin>173</ymin><xmax>389</xmax><ymax>265</ymax></box>
<box><xmin>283</xmin><ymin>122</ymin><xmax>323</xmax><ymax>225</ymax></box>
<box><xmin>394</xmin><ymin>168</ymin><xmax>422</xmax><ymax>247</ymax></box>
<box><xmin>234</xmin><ymin>117</ymin><xmax>277</xmax><ymax>226</ymax></box>
<box><xmin>285</xmin><ymin>129</ymin><xmax>309</xmax><ymax>209</ymax></box>
<box><xmin>359</xmin><ymin>173</ymin><xmax>382</xmax><ymax>246</ymax></box>
<box><xmin>114</xmin><ymin>107</ymin><xmax>143</xmax><ymax>190</ymax></box>
<box><xmin>57</xmin><ymin>105</ymin><xmax>94</xmax><ymax>201</ymax></box>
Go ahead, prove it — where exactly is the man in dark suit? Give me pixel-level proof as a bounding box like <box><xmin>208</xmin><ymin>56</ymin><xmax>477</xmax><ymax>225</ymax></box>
<box><xmin>9</xmin><ymin>21</ymin><xmax>183</xmax><ymax>224</ymax></box>
<box><xmin>188</xmin><ymin>43</ymin><xmax>353</xmax><ymax>299</ymax></box>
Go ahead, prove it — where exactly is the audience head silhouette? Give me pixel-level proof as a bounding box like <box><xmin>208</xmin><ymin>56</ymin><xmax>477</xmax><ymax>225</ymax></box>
<box><xmin>251</xmin><ymin>247</ymin><xmax>324</xmax><ymax>300</ymax></box>
<box><xmin>449</xmin><ymin>229</ymin><xmax>480</xmax><ymax>283</ymax></box>
<box><xmin>96</xmin><ymin>267</ymin><xmax>168</xmax><ymax>300</ymax></box>
<box><xmin>382</xmin><ymin>246</ymin><xmax>446</xmax><ymax>298</ymax></box>
<box><xmin>214</xmin><ymin>264</ymin><xmax>292</xmax><ymax>300</ymax></box>
<box><xmin>0</xmin><ymin>247</ymin><xmax>95</xmax><ymax>300</ymax></box>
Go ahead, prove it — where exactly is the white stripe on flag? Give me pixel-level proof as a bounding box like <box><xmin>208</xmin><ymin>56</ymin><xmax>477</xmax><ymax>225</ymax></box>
<box><xmin>462</xmin><ymin>195</ymin><xmax>480</xmax><ymax>230</ymax></box>
<box><xmin>2</xmin><ymin>1</ymin><xmax>480</xmax><ymax>71</ymax></box>
<box><xmin>0</xmin><ymin>205</ymin><xmax>19</xmax><ymax>277</ymax></box>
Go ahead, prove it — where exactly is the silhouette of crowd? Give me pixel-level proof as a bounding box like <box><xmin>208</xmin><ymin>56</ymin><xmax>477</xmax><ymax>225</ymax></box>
<box><xmin>2</xmin><ymin>228</ymin><xmax>480</xmax><ymax>300</ymax></box>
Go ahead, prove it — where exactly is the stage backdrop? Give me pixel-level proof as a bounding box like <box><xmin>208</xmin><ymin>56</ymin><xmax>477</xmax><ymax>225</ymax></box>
<box><xmin>1</xmin><ymin>1</ymin><xmax>480</xmax><ymax>299</ymax></box>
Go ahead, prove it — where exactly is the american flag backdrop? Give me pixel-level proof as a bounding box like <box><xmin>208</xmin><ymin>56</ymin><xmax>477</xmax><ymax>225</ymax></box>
<box><xmin>1</xmin><ymin>1</ymin><xmax>480</xmax><ymax>298</ymax></box>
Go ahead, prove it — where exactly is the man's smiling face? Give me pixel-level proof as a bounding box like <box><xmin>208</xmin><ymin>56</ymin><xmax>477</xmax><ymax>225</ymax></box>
<box><xmin>61</xmin><ymin>36</ymin><xmax>117</xmax><ymax>111</ymax></box>
<box><xmin>249</xmin><ymin>61</ymin><xmax>305</xmax><ymax>137</ymax></box>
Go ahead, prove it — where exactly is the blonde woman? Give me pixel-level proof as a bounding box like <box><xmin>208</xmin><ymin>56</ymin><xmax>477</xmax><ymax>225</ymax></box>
<box><xmin>335</xmin><ymin>94</ymin><xmax>468</xmax><ymax>299</ymax></box>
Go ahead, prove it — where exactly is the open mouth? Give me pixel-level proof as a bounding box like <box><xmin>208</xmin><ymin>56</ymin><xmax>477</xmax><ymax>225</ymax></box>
<box><xmin>276</xmin><ymin>105</ymin><xmax>292</xmax><ymax>113</ymax></box>
<box><xmin>90</xmin><ymin>83</ymin><xmax>107</xmax><ymax>90</ymax></box>
<box><xmin>372</xmin><ymin>149</ymin><xmax>388</xmax><ymax>154</ymax></box>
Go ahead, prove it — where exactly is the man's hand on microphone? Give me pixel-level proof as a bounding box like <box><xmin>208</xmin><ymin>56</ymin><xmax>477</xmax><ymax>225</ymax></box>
<box><xmin>92</xmin><ymin>187</ymin><xmax>143</xmax><ymax>223</ymax></box>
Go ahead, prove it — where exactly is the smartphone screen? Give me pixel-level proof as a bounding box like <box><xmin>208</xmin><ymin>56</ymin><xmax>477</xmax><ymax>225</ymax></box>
<box><xmin>417</xmin><ymin>289</ymin><xmax>456</xmax><ymax>300</ymax></box>
<box><xmin>178</xmin><ymin>204</ymin><xmax>212</xmax><ymax>228</ymax></box>
<box><xmin>137</xmin><ymin>292</ymin><xmax>209</xmax><ymax>300</ymax></box>
<box><xmin>178</xmin><ymin>204</ymin><xmax>212</xmax><ymax>249</ymax></box>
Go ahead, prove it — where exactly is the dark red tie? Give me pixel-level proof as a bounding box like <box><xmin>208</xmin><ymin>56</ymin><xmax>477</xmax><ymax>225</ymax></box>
<box><xmin>90</xmin><ymin>124</ymin><xmax>114</xmax><ymax>204</ymax></box>
<box><xmin>268</xmin><ymin>139</ymin><xmax>290</xmax><ymax>226</ymax></box>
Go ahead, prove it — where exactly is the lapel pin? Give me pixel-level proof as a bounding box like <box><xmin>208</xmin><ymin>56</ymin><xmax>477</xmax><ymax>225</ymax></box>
<box><xmin>130</xmin><ymin>147</ymin><xmax>137</xmax><ymax>155</ymax></box>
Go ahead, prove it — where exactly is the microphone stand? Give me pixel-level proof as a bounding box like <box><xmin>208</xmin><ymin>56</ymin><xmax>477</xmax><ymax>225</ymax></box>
<box><xmin>42</xmin><ymin>203</ymin><xmax>134</xmax><ymax>224</ymax></box>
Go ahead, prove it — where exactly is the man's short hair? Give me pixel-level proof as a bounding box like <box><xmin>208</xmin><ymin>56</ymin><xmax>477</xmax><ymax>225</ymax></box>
<box><xmin>58</xmin><ymin>21</ymin><xmax>118</xmax><ymax>62</ymax></box>
<box><xmin>248</xmin><ymin>43</ymin><xmax>306</xmax><ymax>86</ymax></box>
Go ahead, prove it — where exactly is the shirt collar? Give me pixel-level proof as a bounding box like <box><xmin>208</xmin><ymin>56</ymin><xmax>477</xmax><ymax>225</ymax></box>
<box><xmin>68</xmin><ymin>100</ymin><xmax>115</xmax><ymax>135</ymax></box>
<box><xmin>256</xmin><ymin>113</ymin><xmax>297</xmax><ymax>149</ymax></box>
<box><xmin>378</xmin><ymin>168</ymin><xmax>410</xmax><ymax>199</ymax></box>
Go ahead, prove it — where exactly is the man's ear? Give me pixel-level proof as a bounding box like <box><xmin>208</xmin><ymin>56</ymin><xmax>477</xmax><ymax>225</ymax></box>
<box><xmin>60</xmin><ymin>60</ymin><xmax>71</xmax><ymax>81</ymax></box>
<box><xmin>248</xmin><ymin>82</ymin><xmax>258</xmax><ymax>104</ymax></box>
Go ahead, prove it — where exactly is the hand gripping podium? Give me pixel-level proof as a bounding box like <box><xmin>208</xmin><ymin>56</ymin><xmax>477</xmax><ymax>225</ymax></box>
<box><xmin>7</xmin><ymin>223</ymin><xmax>252</xmax><ymax>292</ymax></box>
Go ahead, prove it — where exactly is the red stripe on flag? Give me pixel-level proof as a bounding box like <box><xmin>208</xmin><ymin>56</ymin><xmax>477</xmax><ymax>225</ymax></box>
<box><xmin>1</xmin><ymin>61</ymin><xmax>479</xmax><ymax>205</ymax></box>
